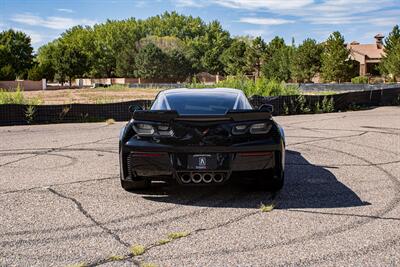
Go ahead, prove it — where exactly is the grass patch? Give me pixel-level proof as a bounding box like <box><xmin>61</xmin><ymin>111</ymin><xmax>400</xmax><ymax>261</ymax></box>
<box><xmin>107</xmin><ymin>254</ymin><xmax>125</xmax><ymax>261</ymax></box>
<box><xmin>130</xmin><ymin>244</ymin><xmax>146</xmax><ymax>256</ymax></box>
<box><xmin>96</xmin><ymin>84</ymin><xmax>130</xmax><ymax>91</ymax></box>
<box><xmin>302</xmin><ymin>90</ymin><xmax>337</xmax><ymax>95</ymax></box>
<box><xmin>66</xmin><ymin>263</ymin><xmax>87</xmax><ymax>267</ymax></box>
<box><xmin>167</xmin><ymin>231</ymin><xmax>190</xmax><ymax>240</ymax></box>
<box><xmin>260</xmin><ymin>203</ymin><xmax>275</xmax><ymax>212</ymax></box>
<box><xmin>141</xmin><ymin>263</ymin><xmax>158</xmax><ymax>267</ymax></box>
<box><xmin>157</xmin><ymin>239</ymin><xmax>171</xmax><ymax>245</ymax></box>
<box><xmin>105</xmin><ymin>118</ymin><xmax>116</xmax><ymax>125</ymax></box>
<box><xmin>0</xmin><ymin>86</ymin><xmax>43</xmax><ymax>105</ymax></box>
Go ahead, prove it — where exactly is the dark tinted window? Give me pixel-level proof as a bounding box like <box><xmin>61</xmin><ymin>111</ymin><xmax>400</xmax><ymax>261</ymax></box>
<box><xmin>165</xmin><ymin>93</ymin><xmax>238</xmax><ymax>115</ymax></box>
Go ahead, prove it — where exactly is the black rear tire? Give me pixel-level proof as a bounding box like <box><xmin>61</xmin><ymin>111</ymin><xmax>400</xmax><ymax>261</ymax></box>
<box><xmin>269</xmin><ymin>171</ymin><xmax>284</xmax><ymax>191</ymax></box>
<box><xmin>121</xmin><ymin>179</ymin><xmax>151</xmax><ymax>191</ymax></box>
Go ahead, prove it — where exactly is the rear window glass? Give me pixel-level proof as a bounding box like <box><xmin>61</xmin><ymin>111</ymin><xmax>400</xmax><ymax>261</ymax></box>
<box><xmin>165</xmin><ymin>93</ymin><xmax>238</xmax><ymax>115</ymax></box>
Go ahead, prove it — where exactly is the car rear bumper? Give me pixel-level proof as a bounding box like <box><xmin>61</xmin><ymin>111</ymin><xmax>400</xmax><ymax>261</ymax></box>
<box><xmin>120</xmin><ymin>138</ymin><xmax>283</xmax><ymax>183</ymax></box>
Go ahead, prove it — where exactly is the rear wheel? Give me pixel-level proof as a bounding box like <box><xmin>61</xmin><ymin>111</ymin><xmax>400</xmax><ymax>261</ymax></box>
<box><xmin>120</xmin><ymin>179</ymin><xmax>151</xmax><ymax>191</ymax></box>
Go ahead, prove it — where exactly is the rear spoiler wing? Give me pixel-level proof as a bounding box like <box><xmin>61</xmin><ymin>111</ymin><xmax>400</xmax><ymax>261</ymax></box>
<box><xmin>132</xmin><ymin>110</ymin><xmax>271</xmax><ymax>122</ymax></box>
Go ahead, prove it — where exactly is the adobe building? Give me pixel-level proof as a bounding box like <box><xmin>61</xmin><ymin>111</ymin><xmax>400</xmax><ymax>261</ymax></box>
<box><xmin>348</xmin><ymin>34</ymin><xmax>385</xmax><ymax>76</ymax></box>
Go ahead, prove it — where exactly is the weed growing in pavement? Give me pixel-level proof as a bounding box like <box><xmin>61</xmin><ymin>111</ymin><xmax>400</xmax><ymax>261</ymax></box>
<box><xmin>130</xmin><ymin>244</ymin><xmax>146</xmax><ymax>256</ymax></box>
<box><xmin>106</xmin><ymin>118</ymin><xmax>116</xmax><ymax>125</ymax></box>
<box><xmin>260</xmin><ymin>203</ymin><xmax>275</xmax><ymax>212</ymax></box>
<box><xmin>157</xmin><ymin>239</ymin><xmax>171</xmax><ymax>245</ymax></box>
<box><xmin>107</xmin><ymin>254</ymin><xmax>125</xmax><ymax>261</ymax></box>
<box><xmin>66</xmin><ymin>262</ymin><xmax>87</xmax><ymax>267</ymax></box>
<box><xmin>167</xmin><ymin>231</ymin><xmax>190</xmax><ymax>240</ymax></box>
<box><xmin>141</xmin><ymin>263</ymin><xmax>158</xmax><ymax>267</ymax></box>
<box><xmin>25</xmin><ymin>105</ymin><xmax>36</xmax><ymax>124</ymax></box>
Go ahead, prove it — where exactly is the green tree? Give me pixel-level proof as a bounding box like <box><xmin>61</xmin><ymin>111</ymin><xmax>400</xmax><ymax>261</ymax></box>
<box><xmin>321</xmin><ymin>31</ymin><xmax>352</xmax><ymax>82</ymax></box>
<box><xmin>166</xmin><ymin>49</ymin><xmax>193</xmax><ymax>81</ymax></box>
<box><xmin>262</xmin><ymin>37</ymin><xmax>292</xmax><ymax>82</ymax></box>
<box><xmin>291</xmin><ymin>38</ymin><xmax>323</xmax><ymax>82</ymax></box>
<box><xmin>380</xmin><ymin>25</ymin><xmax>400</xmax><ymax>80</ymax></box>
<box><xmin>0</xmin><ymin>29</ymin><xmax>33</xmax><ymax>79</ymax></box>
<box><xmin>199</xmin><ymin>21</ymin><xmax>231</xmax><ymax>74</ymax></box>
<box><xmin>134</xmin><ymin>43</ymin><xmax>167</xmax><ymax>79</ymax></box>
<box><xmin>115</xmin><ymin>43</ymin><xmax>137</xmax><ymax>78</ymax></box>
<box><xmin>52</xmin><ymin>42</ymin><xmax>88</xmax><ymax>86</ymax></box>
<box><xmin>220</xmin><ymin>39</ymin><xmax>248</xmax><ymax>75</ymax></box>
<box><xmin>36</xmin><ymin>42</ymin><xmax>57</xmax><ymax>81</ymax></box>
<box><xmin>245</xmin><ymin>37</ymin><xmax>266</xmax><ymax>78</ymax></box>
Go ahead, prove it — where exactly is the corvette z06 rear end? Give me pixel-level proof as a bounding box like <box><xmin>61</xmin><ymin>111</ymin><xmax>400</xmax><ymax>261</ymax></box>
<box><xmin>119</xmin><ymin>88</ymin><xmax>285</xmax><ymax>191</ymax></box>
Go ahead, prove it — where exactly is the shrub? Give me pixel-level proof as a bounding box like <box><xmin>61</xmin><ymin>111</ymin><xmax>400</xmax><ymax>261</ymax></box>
<box><xmin>322</xmin><ymin>96</ymin><xmax>335</xmax><ymax>112</ymax></box>
<box><xmin>351</xmin><ymin>76</ymin><xmax>369</xmax><ymax>84</ymax></box>
<box><xmin>189</xmin><ymin>76</ymin><xmax>300</xmax><ymax>97</ymax></box>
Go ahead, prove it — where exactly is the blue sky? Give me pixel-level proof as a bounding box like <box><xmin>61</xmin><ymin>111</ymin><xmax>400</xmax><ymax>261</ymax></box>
<box><xmin>1</xmin><ymin>0</ymin><xmax>399</xmax><ymax>50</ymax></box>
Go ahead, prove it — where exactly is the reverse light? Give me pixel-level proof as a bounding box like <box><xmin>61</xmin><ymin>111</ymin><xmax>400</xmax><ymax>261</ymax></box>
<box><xmin>133</xmin><ymin>123</ymin><xmax>154</xmax><ymax>135</ymax></box>
<box><xmin>157</xmin><ymin>125</ymin><xmax>174</xmax><ymax>136</ymax></box>
<box><xmin>249</xmin><ymin>123</ymin><xmax>272</xmax><ymax>134</ymax></box>
<box><xmin>232</xmin><ymin>124</ymin><xmax>248</xmax><ymax>135</ymax></box>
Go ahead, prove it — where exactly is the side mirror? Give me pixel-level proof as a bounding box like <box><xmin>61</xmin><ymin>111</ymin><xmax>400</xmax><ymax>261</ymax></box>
<box><xmin>129</xmin><ymin>104</ymin><xmax>143</xmax><ymax>113</ymax></box>
<box><xmin>259</xmin><ymin>104</ymin><xmax>273</xmax><ymax>113</ymax></box>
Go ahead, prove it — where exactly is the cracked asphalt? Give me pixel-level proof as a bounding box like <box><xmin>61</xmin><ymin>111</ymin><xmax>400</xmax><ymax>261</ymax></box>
<box><xmin>1</xmin><ymin>106</ymin><xmax>399</xmax><ymax>267</ymax></box>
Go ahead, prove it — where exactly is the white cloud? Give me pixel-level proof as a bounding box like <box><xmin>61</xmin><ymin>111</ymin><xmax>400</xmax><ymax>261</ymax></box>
<box><xmin>243</xmin><ymin>29</ymin><xmax>268</xmax><ymax>37</ymax></box>
<box><xmin>173</xmin><ymin>0</ymin><xmax>399</xmax><ymax>27</ymax></box>
<box><xmin>13</xmin><ymin>28</ymin><xmax>44</xmax><ymax>44</ymax></box>
<box><xmin>57</xmin><ymin>8</ymin><xmax>74</xmax><ymax>13</ymax></box>
<box><xmin>175</xmin><ymin>0</ymin><xmax>204</xmax><ymax>7</ymax></box>
<box><xmin>11</xmin><ymin>13</ymin><xmax>97</xmax><ymax>30</ymax></box>
<box><xmin>239</xmin><ymin>17</ymin><xmax>294</xmax><ymax>25</ymax></box>
<box><xmin>213</xmin><ymin>0</ymin><xmax>313</xmax><ymax>10</ymax></box>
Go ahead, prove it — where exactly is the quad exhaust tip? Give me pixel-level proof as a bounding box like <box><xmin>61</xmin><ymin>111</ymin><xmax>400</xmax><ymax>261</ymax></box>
<box><xmin>179</xmin><ymin>172</ymin><xmax>226</xmax><ymax>184</ymax></box>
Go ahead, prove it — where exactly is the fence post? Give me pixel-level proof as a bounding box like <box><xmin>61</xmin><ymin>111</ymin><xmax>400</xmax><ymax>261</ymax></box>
<box><xmin>42</xmin><ymin>79</ymin><xmax>47</xmax><ymax>90</ymax></box>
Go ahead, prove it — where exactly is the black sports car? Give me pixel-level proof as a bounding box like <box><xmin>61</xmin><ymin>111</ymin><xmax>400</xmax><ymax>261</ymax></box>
<box><xmin>119</xmin><ymin>88</ymin><xmax>285</xmax><ymax>191</ymax></box>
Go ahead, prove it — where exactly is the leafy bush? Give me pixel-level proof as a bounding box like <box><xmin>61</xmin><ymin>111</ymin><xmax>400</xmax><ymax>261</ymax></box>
<box><xmin>189</xmin><ymin>76</ymin><xmax>300</xmax><ymax>97</ymax></box>
<box><xmin>322</xmin><ymin>96</ymin><xmax>335</xmax><ymax>112</ymax></box>
<box><xmin>0</xmin><ymin>85</ymin><xmax>42</xmax><ymax>105</ymax></box>
<box><xmin>351</xmin><ymin>76</ymin><xmax>369</xmax><ymax>84</ymax></box>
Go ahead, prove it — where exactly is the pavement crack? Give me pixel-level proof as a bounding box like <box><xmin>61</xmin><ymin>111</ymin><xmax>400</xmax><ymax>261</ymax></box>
<box><xmin>0</xmin><ymin>176</ymin><xmax>117</xmax><ymax>195</ymax></box>
<box><xmin>46</xmin><ymin>187</ymin><xmax>130</xmax><ymax>248</ymax></box>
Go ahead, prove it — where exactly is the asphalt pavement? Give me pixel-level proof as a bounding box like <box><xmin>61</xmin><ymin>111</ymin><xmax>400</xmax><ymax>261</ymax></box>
<box><xmin>1</xmin><ymin>106</ymin><xmax>399</xmax><ymax>266</ymax></box>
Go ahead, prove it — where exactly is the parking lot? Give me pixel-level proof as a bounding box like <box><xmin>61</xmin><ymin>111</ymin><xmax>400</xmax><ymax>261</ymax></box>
<box><xmin>1</xmin><ymin>106</ymin><xmax>399</xmax><ymax>266</ymax></box>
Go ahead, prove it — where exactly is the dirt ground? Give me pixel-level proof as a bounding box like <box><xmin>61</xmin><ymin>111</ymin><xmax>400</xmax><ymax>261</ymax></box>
<box><xmin>23</xmin><ymin>87</ymin><xmax>162</xmax><ymax>105</ymax></box>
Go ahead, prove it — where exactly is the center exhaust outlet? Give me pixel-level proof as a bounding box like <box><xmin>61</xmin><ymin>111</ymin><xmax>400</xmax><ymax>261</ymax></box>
<box><xmin>202</xmin><ymin>173</ymin><xmax>213</xmax><ymax>183</ymax></box>
<box><xmin>191</xmin><ymin>173</ymin><xmax>202</xmax><ymax>183</ymax></box>
<box><xmin>213</xmin><ymin>173</ymin><xmax>224</xmax><ymax>183</ymax></box>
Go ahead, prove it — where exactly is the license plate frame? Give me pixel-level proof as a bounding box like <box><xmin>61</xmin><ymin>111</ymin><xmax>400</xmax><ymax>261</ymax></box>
<box><xmin>187</xmin><ymin>154</ymin><xmax>217</xmax><ymax>170</ymax></box>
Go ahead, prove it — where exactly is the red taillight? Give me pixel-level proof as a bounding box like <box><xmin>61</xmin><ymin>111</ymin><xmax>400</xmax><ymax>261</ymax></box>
<box><xmin>131</xmin><ymin>152</ymin><xmax>166</xmax><ymax>157</ymax></box>
<box><xmin>238</xmin><ymin>152</ymin><xmax>273</xmax><ymax>157</ymax></box>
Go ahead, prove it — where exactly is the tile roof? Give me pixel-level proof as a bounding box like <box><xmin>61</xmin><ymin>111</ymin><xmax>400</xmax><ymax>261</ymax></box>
<box><xmin>349</xmin><ymin>44</ymin><xmax>385</xmax><ymax>59</ymax></box>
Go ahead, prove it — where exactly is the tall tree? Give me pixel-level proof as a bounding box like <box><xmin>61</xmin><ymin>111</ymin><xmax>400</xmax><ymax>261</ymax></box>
<box><xmin>380</xmin><ymin>25</ymin><xmax>400</xmax><ymax>80</ymax></box>
<box><xmin>291</xmin><ymin>38</ymin><xmax>323</xmax><ymax>82</ymax></box>
<box><xmin>199</xmin><ymin>21</ymin><xmax>231</xmax><ymax>74</ymax></box>
<box><xmin>245</xmin><ymin>37</ymin><xmax>266</xmax><ymax>78</ymax></box>
<box><xmin>134</xmin><ymin>43</ymin><xmax>167</xmax><ymax>79</ymax></box>
<box><xmin>166</xmin><ymin>49</ymin><xmax>193</xmax><ymax>81</ymax></box>
<box><xmin>52</xmin><ymin>42</ymin><xmax>88</xmax><ymax>86</ymax></box>
<box><xmin>262</xmin><ymin>37</ymin><xmax>292</xmax><ymax>82</ymax></box>
<box><xmin>0</xmin><ymin>29</ymin><xmax>33</xmax><ymax>79</ymax></box>
<box><xmin>219</xmin><ymin>39</ymin><xmax>248</xmax><ymax>75</ymax></box>
<box><xmin>321</xmin><ymin>31</ymin><xmax>352</xmax><ymax>82</ymax></box>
